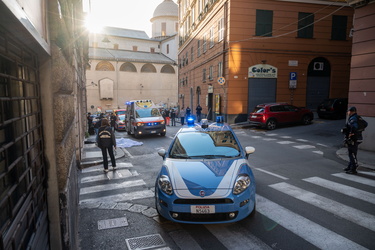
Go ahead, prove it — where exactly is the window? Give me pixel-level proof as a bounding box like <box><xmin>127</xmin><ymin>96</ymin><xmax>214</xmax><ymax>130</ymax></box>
<box><xmin>151</xmin><ymin>48</ymin><xmax>155</xmax><ymax>53</ymax></box>
<box><xmin>218</xmin><ymin>18</ymin><xmax>224</xmax><ymax>42</ymax></box>
<box><xmin>203</xmin><ymin>68</ymin><xmax>206</xmax><ymax>82</ymax></box>
<box><xmin>331</xmin><ymin>15</ymin><xmax>347</xmax><ymax>40</ymax></box>
<box><xmin>256</xmin><ymin>10</ymin><xmax>273</xmax><ymax>37</ymax></box>
<box><xmin>210</xmin><ymin>26</ymin><xmax>215</xmax><ymax>48</ymax></box>
<box><xmin>161</xmin><ymin>65</ymin><xmax>175</xmax><ymax>73</ymax></box>
<box><xmin>120</xmin><ymin>62</ymin><xmax>137</xmax><ymax>72</ymax></box>
<box><xmin>203</xmin><ymin>33</ymin><xmax>207</xmax><ymax>53</ymax></box>
<box><xmin>217</xmin><ymin>62</ymin><xmax>223</xmax><ymax>77</ymax></box>
<box><xmin>141</xmin><ymin>63</ymin><xmax>157</xmax><ymax>73</ymax></box>
<box><xmin>185</xmin><ymin>52</ymin><xmax>188</xmax><ymax>65</ymax></box>
<box><xmin>197</xmin><ymin>40</ymin><xmax>201</xmax><ymax>57</ymax></box>
<box><xmin>96</xmin><ymin>61</ymin><xmax>115</xmax><ymax>71</ymax></box>
<box><xmin>133</xmin><ymin>46</ymin><xmax>138</xmax><ymax>51</ymax></box>
<box><xmin>191</xmin><ymin>47</ymin><xmax>194</xmax><ymax>62</ymax></box>
<box><xmin>209</xmin><ymin>65</ymin><xmax>213</xmax><ymax>80</ymax></box>
<box><xmin>114</xmin><ymin>44</ymin><xmax>119</xmax><ymax>49</ymax></box>
<box><xmin>298</xmin><ymin>12</ymin><xmax>314</xmax><ymax>38</ymax></box>
<box><xmin>162</xmin><ymin>22</ymin><xmax>167</xmax><ymax>36</ymax></box>
<box><xmin>167</xmin><ymin>44</ymin><xmax>169</xmax><ymax>54</ymax></box>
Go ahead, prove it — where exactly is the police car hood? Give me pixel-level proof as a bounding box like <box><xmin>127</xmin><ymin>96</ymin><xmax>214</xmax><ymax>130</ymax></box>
<box><xmin>167</xmin><ymin>159</ymin><xmax>241</xmax><ymax>198</ymax></box>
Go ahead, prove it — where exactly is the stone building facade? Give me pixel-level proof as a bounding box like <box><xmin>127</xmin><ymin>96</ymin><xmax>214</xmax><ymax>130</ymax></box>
<box><xmin>0</xmin><ymin>0</ymin><xmax>87</xmax><ymax>249</ymax></box>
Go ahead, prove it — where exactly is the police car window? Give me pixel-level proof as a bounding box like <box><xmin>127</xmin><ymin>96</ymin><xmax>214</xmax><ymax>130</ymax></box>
<box><xmin>170</xmin><ymin>131</ymin><xmax>240</xmax><ymax>159</ymax></box>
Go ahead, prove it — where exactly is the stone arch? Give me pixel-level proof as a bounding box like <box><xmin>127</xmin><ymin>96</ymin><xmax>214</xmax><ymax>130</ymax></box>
<box><xmin>161</xmin><ymin>64</ymin><xmax>175</xmax><ymax>74</ymax></box>
<box><xmin>120</xmin><ymin>62</ymin><xmax>137</xmax><ymax>72</ymax></box>
<box><xmin>140</xmin><ymin>63</ymin><xmax>157</xmax><ymax>73</ymax></box>
<box><xmin>95</xmin><ymin>61</ymin><xmax>115</xmax><ymax>71</ymax></box>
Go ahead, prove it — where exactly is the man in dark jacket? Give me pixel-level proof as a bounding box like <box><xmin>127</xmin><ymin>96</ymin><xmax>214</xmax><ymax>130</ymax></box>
<box><xmin>98</xmin><ymin>118</ymin><xmax>117</xmax><ymax>173</ymax></box>
<box><xmin>343</xmin><ymin>106</ymin><xmax>363</xmax><ymax>174</ymax></box>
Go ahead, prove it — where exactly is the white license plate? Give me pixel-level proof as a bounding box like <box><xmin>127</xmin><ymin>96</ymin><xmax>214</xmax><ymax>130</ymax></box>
<box><xmin>151</xmin><ymin>130</ymin><xmax>156</xmax><ymax>133</ymax></box>
<box><xmin>251</xmin><ymin>115</ymin><xmax>257</xmax><ymax>118</ymax></box>
<box><xmin>190</xmin><ymin>205</ymin><xmax>215</xmax><ymax>214</ymax></box>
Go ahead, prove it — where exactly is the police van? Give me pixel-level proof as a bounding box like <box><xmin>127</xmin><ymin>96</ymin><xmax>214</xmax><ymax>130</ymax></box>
<box><xmin>125</xmin><ymin>100</ymin><xmax>166</xmax><ymax>138</ymax></box>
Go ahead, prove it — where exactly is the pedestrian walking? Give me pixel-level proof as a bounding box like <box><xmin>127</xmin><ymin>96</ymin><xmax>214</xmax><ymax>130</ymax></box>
<box><xmin>110</xmin><ymin>112</ymin><xmax>117</xmax><ymax>131</ymax></box>
<box><xmin>186</xmin><ymin>106</ymin><xmax>191</xmax><ymax>118</ymax></box>
<box><xmin>342</xmin><ymin>106</ymin><xmax>367</xmax><ymax>174</ymax></box>
<box><xmin>97</xmin><ymin>118</ymin><xmax>117</xmax><ymax>173</ymax></box>
<box><xmin>165</xmin><ymin>108</ymin><xmax>170</xmax><ymax>126</ymax></box>
<box><xmin>170</xmin><ymin>109</ymin><xmax>176</xmax><ymax>126</ymax></box>
<box><xmin>196</xmin><ymin>104</ymin><xmax>202</xmax><ymax>122</ymax></box>
<box><xmin>179</xmin><ymin>107</ymin><xmax>186</xmax><ymax>125</ymax></box>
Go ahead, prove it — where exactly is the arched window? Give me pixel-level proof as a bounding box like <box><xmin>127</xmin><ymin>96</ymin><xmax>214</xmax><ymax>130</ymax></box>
<box><xmin>141</xmin><ymin>63</ymin><xmax>157</xmax><ymax>73</ymax></box>
<box><xmin>95</xmin><ymin>61</ymin><xmax>115</xmax><ymax>71</ymax></box>
<box><xmin>120</xmin><ymin>62</ymin><xmax>137</xmax><ymax>72</ymax></box>
<box><xmin>161</xmin><ymin>65</ymin><xmax>175</xmax><ymax>74</ymax></box>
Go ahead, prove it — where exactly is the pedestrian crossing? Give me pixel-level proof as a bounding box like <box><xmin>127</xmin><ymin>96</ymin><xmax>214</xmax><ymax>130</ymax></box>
<box><xmin>79</xmin><ymin>161</ymin><xmax>375</xmax><ymax>249</ymax></box>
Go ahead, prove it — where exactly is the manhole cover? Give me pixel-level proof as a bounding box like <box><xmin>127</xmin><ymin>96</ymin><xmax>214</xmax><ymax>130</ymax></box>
<box><xmin>126</xmin><ymin>234</ymin><xmax>166</xmax><ymax>250</ymax></box>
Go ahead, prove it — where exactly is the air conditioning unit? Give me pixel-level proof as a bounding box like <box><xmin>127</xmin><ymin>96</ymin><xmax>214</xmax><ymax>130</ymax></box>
<box><xmin>313</xmin><ymin>62</ymin><xmax>324</xmax><ymax>71</ymax></box>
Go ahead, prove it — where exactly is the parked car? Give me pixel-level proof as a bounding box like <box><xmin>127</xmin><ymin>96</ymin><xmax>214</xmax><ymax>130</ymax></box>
<box><xmin>248</xmin><ymin>103</ymin><xmax>313</xmax><ymax>130</ymax></box>
<box><xmin>317</xmin><ymin>98</ymin><xmax>348</xmax><ymax>119</ymax></box>
<box><xmin>155</xmin><ymin>120</ymin><xmax>256</xmax><ymax>224</ymax></box>
<box><xmin>115</xmin><ymin>114</ymin><xmax>126</xmax><ymax>131</ymax></box>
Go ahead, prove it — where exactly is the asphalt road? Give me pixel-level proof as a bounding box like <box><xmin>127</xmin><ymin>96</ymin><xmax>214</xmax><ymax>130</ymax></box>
<box><xmin>78</xmin><ymin>118</ymin><xmax>375</xmax><ymax>250</ymax></box>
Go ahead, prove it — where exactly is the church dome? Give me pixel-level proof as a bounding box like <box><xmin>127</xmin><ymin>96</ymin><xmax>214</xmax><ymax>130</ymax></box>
<box><xmin>152</xmin><ymin>0</ymin><xmax>178</xmax><ymax>19</ymax></box>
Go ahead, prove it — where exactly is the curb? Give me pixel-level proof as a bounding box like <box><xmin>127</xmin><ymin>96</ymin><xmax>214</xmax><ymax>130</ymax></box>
<box><xmin>336</xmin><ymin>147</ymin><xmax>375</xmax><ymax>171</ymax></box>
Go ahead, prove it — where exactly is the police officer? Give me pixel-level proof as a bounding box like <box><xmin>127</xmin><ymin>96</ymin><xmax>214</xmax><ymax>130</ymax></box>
<box><xmin>343</xmin><ymin>106</ymin><xmax>363</xmax><ymax>174</ymax></box>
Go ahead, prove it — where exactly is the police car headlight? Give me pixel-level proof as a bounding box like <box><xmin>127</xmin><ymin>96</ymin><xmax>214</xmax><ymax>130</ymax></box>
<box><xmin>158</xmin><ymin>175</ymin><xmax>173</xmax><ymax>195</ymax></box>
<box><xmin>233</xmin><ymin>174</ymin><xmax>250</xmax><ymax>195</ymax></box>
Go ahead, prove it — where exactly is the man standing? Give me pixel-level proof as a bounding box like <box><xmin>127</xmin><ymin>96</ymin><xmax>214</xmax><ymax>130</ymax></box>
<box><xmin>196</xmin><ymin>104</ymin><xmax>202</xmax><ymax>122</ymax></box>
<box><xmin>343</xmin><ymin>106</ymin><xmax>364</xmax><ymax>174</ymax></box>
<box><xmin>179</xmin><ymin>107</ymin><xmax>186</xmax><ymax>125</ymax></box>
<box><xmin>110</xmin><ymin>112</ymin><xmax>117</xmax><ymax>131</ymax></box>
<box><xmin>97</xmin><ymin>118</ymin><xmax>117</xmax><ymax>173</ymax></box>
<box><xmin>170</xmin><ymin>109</ymin><xmax>176</xmax><ymax>126</ymax></box>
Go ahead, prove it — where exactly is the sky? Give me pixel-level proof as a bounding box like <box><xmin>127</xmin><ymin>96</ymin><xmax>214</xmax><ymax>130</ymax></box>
<box><xmin>84</xmin><ymin>0</ymin><xmax>176</xmax><ymax>37</ymax></box>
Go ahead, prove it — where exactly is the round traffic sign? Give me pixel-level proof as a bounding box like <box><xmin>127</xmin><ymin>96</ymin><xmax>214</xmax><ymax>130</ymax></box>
<box><xmin>217</xmin><ymin>77</ymin><xmax>225</xmax><ymax>85</ymax></box>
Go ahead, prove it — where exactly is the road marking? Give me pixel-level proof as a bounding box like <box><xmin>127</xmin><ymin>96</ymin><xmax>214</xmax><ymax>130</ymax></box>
<box><xmin>256</xmin><ymin>195</ymin><xmax>367</xmax><ymax>250</ymax></box>
<box><xmin>313</xmin><ymin>151</ymin><xmax>323</xmax><ymax>155</ymax></box>
<box><xmin>265</xmin><ymin>133</ymin><xmax>278</xmax><ymax>136</ymax></box>
<box><xmin>251</xmin><ymin>136</ymin><xmax>262</xmax><ymax>139</ymax></box>
<box><xmin>296</xmin><ymin>139</ymin><xmax>308</xmax><ymax>142</ymax></box>
<box><xmin>205</xmin><ymin>224</ymin><xmax>272</xmax><ymax>250</ymax></box>
<box><xmin>80</xmin><ymin>169</ymin><xmax>134</xmax><ymax>183</ymax></box>
<box><xmin>79</xmin><ymin>189</ymin><xmax>154</xmax><ymax>204</ymax></box>
<box><xmin>317</xmin><ymin>143</ymin><xmax>328</xmax><ymax>147</ymax></box>
<box><xmin>304</xmin><ymin>177</ymin><xmax>375</xmax><ymax>205</ymax></box>
<box><xmin>332</xmin><ymin>173</ymin><xmax>375</xmax><ymax>187</ymax></box>
<box><xmin>81</xmin><ymin>162</ymin><xmax>133</xmax><ymax>173</ymax></box>
<box><xmin>293</xmin><ymin>145</ymin><xmax>315</xmax><ymax>149</ymax></box>
<box><xmin>253</xmin><ymin>168</ymin><xmax>289</xmax><ymax>180</ymax></box>
<box><xmin>263</xmin><ymin>138</ymin><xmax>277</xmax><ymax>141</ymax></box>
<box><xmin>122</xmin><ymin>148</ymin><xmax>133</xmax><ymax>158</ymax></box>
<box><xmin>277</xmin><ymin>141</ymin><xmax>295</xmax><ymax>144</ymax></box>
<box><xmin>269</xmin><ymin>182</ymin><xmax>375</xmax><ymax>232</ymax></box>
<box><xmin>80</xmin><ymin>179</ymin><xmax>147</xmax><ymax>195</ymax></box>
<box><xmin>280</xmin><ymin>136</ymin><xmax>292</xmax><ymax>138</ymax></box>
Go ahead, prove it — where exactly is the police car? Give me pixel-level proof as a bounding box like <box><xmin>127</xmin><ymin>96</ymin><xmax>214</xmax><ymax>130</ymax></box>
<box><xmin>155</xmin><ymin>119</ymin><xmax>256</xmax><ymax>224</ymax></box>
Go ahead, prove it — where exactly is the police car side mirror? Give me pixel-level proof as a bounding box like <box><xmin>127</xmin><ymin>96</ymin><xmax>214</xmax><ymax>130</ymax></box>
<box><xmin>158</xmin><ymin>149</ymin><xmax>166</xmax><ymax>158</ymax></box>
<box><xmin>245</xmin><ymin>146</ymin><xmax>255</xmax><ymax>158</ymax></box>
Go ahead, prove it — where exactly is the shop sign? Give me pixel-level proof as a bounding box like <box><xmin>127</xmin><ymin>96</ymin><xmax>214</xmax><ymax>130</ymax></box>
<box><xmin>248</xmin><ymin>64</ymin><xmax>278</xmax><ymax>78</ymax></box>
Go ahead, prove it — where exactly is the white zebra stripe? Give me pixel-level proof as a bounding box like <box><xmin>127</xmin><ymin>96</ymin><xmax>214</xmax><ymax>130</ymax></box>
<box><xmin>332</xmin><ymin>173</ymin><xmax>375</xmax><ymax>187</ymax></box>
<box><xmin>80</xmin><ymin>179</ymin><xmax>146</xmax><ymax>195</ymax></box>
<box><xmin>254</xmin><ymin>168</ymin><xmax>289</xmax><ymax>180</ymax></box>
<box><xmin>269</xmin><ymin>182</ymin><xmax>375</xmax><ymax>232</ymax></box>
<box><xmin>256</xmin><ymin>195</ymin><xmax>367</xmax><ymax>250</ymax></box>
<box><xmin>79</xmin><ymin>190</ymin><xmax>154</xmax><ymax>204</ymax></box>
<box><xmin>80</xmin><ymin>169</ymin><xmax>136</xmax><ymax>183</ymax></box>
<box><xmin>304</xmin><ymin>177</ymin><xmax>375</xmax><ymax>205</ymax></box>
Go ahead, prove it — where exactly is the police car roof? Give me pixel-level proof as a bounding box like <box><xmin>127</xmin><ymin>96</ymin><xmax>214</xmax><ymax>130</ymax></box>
<box><xmin>179</xmin><ymin>122</ymin><xmax>232</xmax><ymax>133</ymax></box>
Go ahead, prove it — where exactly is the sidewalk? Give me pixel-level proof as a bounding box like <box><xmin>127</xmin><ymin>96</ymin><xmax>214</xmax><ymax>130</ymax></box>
<box><xmin>80</xmin><ymin>134</ymin><xmax>126</xmax><ymax>168</ymax></box>
<box><xmin>336</xmin><ymin>147</ymin><xmax>375</xmax><ymax>171</ymax></box>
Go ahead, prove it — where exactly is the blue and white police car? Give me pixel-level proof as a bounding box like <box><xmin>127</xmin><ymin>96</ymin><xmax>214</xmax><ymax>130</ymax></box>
<box><xmin>155</xmin><ymin>119</ymin><xmax>256</xmax><ymax>224</ymax></box>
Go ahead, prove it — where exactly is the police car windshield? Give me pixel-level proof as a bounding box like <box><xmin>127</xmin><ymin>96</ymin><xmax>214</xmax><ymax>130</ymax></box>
<box><xmin>169</xmin><ymin>131</ymin><xmax>241</xmax><ymax>159</ymax></box>
<box><xmin>136</xmin><ymin>108</ymin><xmax>160</xmax><ymax>118</ymax></box>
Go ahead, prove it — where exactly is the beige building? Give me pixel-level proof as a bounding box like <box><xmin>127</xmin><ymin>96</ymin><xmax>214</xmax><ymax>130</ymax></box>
<box><xmin>86</xmin><ymin>0</ymin><xmax>179</xmax><ymax>112</ymax></box>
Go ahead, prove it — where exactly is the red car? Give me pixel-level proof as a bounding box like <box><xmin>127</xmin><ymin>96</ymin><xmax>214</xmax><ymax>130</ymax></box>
<box><xmin>248</xmin><ymin>103</ymin><xmax>313</xmax><ymax>130</ymax></box>
<box><xmin>115</xmin><ymin>114</ymin><xmax>126</xmax><ymax>131</ymax></box>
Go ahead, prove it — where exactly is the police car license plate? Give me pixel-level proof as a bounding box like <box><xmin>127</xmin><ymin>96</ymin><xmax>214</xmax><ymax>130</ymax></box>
<box><xmin>191</xmin><ymin>205</ymin><xmax>215</xmax><ymax>214</ymax></box>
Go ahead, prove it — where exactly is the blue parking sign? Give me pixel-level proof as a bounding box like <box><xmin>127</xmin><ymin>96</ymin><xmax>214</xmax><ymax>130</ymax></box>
<box><xmin>290</xmin><ymin>72</ymin><xmax>297</xmax><ymax>80</ymax></box>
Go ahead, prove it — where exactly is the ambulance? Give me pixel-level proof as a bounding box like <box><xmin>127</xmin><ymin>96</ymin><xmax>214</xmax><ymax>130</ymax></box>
<box><xmin>125</xmin><ymin>100</ymin><xmax>166</xmax><ymax>138</ymax></box>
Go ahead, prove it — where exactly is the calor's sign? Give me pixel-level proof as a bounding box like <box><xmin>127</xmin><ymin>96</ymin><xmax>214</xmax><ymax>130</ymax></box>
<box><xmin>248</xmin><ymin>64</ymin><xmax>278</xmax><ymax>78</ymax></box>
